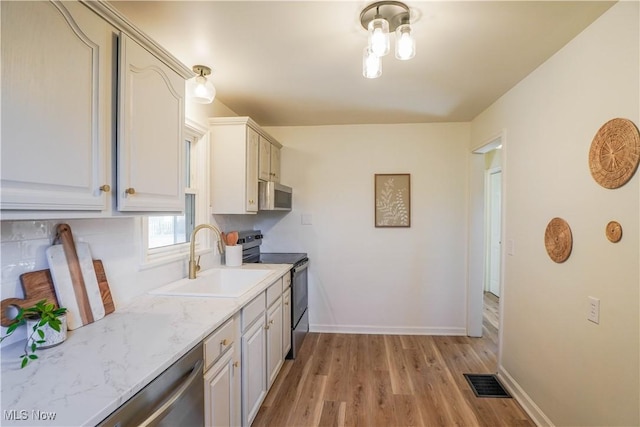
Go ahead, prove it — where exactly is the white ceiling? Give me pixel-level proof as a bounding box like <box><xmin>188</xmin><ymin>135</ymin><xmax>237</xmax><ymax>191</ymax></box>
<box><xmin>110</xmin><ymin>1</ymin><xmax>615</xmax><ymax>127</ymax></box>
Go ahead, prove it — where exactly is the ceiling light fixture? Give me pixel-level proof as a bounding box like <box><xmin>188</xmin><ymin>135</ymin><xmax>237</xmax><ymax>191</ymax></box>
<box><xmin>188</xmin><ymin>65</ymin><xmax>216</xmax><ymax>104</ymax></box>
<box><xmin>360</xmin><ymin>1</ymin><xmax>415</xmax><ymax>78</ymax></box>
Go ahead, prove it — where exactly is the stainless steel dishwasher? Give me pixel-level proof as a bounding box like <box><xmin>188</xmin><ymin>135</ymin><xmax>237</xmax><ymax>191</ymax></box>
<box><xmin>97</xmin><ymin>343</ymin><xmax>204</xmax><ymax>427</ymax></box>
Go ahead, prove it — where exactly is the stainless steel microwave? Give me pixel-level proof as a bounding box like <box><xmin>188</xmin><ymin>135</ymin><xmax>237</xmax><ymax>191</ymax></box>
<box><xmin>259</xmin><ymin>182</ymin><xmax>292</xmax><ymax>211</ymax></box>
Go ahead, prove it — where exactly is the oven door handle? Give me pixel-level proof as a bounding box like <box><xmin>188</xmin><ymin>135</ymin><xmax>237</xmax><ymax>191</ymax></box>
<box><xmin>138</xmin><ymin>359</ymin><xmax>204</xmax><ymax>427</ymax></box>
<box><xmin>292</xmin><ymin>261</ymin><xmax>309</xmax><ymax>274</ymax></box>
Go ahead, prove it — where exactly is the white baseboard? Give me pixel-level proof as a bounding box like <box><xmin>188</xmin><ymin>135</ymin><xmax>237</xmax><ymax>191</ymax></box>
<box><xmin>498</xmin><ymin>365</ymin><xmax>554</xmax><ymax>427</ymax></box>
<box><xmin>310</xmin><ymin>324</ymin><xmax>466</xmax><ymax>336</ymax></box>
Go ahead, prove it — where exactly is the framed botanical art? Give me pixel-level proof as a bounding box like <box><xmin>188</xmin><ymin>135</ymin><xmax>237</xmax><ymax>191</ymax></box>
<box><xmin>375</xmin><ymin>174</ymin><xmax>411</xmax><ymax>227</ymax></box>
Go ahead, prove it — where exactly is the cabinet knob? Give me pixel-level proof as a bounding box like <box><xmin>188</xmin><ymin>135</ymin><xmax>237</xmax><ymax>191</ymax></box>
<box><xmin>221</xmin><ymin>339</ymin><xmax>228</xmax><ymax>346</ymax></box>
<box><xmin>284</xmin><ymin>302</ymin><xmax>289</xmax><ymax>306</ymax></box>
<box><xmin>269</xmin><ymin>319</ymin><xmax>274</xmax><ymax>325</ymax></box>
<box><xmin>99</xmin><ymin>185</ymin><xmax>111</xmax><ymax>193</ymax></box>
<box><xmin>264</xmin><ymin>324</ymin><xmax>270</xmax><ymax>330</ymax></box>
<box><xmin>125</xmin><ymin>188</ymin><xmax>136</xmax><ymax>195</ymax></box>
<box><xmin>233</xmin><ymin>361</ymin><xmax>239</xmax><ymax>368</ymax></box>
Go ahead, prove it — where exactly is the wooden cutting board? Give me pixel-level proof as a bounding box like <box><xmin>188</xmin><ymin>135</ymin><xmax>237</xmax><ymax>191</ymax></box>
<box><xmin>93</xmin><ymin>260</ymin><xmax>115</xmax><ymax>315</ymax></box>
<box><xmin>0</xmin><ymin>260</ymin><xmax>114</xmax><ymax>327</ymax></box>
<box><xmin>46</xmin><ymin>224</ymin><xmax>105</xmax><ymax>330</ymax></box>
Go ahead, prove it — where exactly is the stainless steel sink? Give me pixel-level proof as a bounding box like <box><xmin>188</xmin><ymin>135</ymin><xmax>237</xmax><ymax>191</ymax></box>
<box><xmin>149</xmin><ymin>268</ymin><xmax>273</xmax><ymax>298</ymax></box>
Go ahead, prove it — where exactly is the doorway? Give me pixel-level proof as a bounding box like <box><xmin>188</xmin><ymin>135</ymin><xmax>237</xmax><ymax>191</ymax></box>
<box><xmin>486</xmin><ymin>167</ymin><xmax>502</xmax><ymax>298</ymax></box>
<box><xmin>483</xmin><ymin>167</ymin><xmax>502</xmax><ymax>335</ymax></box>
<box><xmin>467</xmin><ymin>133</ymin><xmax>504</xmax><ymax>353</ymax></box>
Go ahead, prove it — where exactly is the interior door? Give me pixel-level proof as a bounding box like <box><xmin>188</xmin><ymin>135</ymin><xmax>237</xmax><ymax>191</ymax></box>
<box><xmin>488</xmin><ymin>169</ymin><xmax>502</xmax><ymax>297</ymax></box>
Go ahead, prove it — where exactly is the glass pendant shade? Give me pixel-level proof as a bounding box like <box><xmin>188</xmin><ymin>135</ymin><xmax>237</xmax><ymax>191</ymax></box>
<box><xmin>368</xmin><ymin>18</ymin><xmax>390</xmax><ymax>57</ymax></box>
<box><xmin>395</xmin><ymin>24</ymin><xmax>415</xmax><ymax>60</ymax></box>
<box><xmin>188</xmin><ymin>66</ymin><xmax>216</xmax><ymax>104</ymax></box>
<box><xmin>189</xmin><ymin>75</ymin><xmax>216</xmax><ymax>104</ymax></box>
<box><xmin>363</xmin><ymin>46</ymin><xmax>382</xmax><ymax>79</ymax></box>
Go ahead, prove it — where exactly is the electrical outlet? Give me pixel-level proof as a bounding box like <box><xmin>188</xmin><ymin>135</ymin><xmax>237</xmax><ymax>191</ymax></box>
<box><xmin>587</xmin><ymin>296</ymin><xmax>600</xmax><ymax>324</ymax></box>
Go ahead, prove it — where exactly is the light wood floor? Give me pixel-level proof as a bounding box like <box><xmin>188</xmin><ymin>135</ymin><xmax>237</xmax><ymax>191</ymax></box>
<box><xmin>253</xmin><ymin>299</ymin><xmax>533</xmax><ymax>427</ymax></box>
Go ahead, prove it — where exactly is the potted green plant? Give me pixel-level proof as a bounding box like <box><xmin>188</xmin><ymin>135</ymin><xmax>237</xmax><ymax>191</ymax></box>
<box><xmin>0</xmin><ymin>300</ymin><xmax>67</xmax><ymax>368</ymax></box>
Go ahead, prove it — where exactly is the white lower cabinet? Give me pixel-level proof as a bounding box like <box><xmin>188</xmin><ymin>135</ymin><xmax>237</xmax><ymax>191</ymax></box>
<box><xmin>282</xmin><ymin>286</ymin><xmax>292</xmax><ymax>358</ymax></box>
<box><xmin>241</xmin><ymin>311</ymin><xmax>266</xmax><ymax>426</ymax></box>
<box><xmin>239</xmin><ymin>276</ymin><xmax>289</xmax><ymax>426</ymax></box>
<box><xmin>266</xmin><ymin>296</ymin><xmax>283</xmax><ymax>388</ymax></box>
<box><xmin>204</xmin><ymin>315</ymin><xmax>241</xmax><ymax>427</ymax></box>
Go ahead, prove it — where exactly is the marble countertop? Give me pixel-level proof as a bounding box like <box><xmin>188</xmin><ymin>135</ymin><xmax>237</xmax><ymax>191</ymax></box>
<box><xmin>0</xmin><ymin>263</ymin><xmax>291</xmax><ymax>426</ymax></box>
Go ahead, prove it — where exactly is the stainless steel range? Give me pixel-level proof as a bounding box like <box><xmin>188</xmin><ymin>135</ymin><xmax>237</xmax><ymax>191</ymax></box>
<box><xmin>237</xmin><ymin>230</ymin><xmax>308</xmax><ymax>359</ymax></box>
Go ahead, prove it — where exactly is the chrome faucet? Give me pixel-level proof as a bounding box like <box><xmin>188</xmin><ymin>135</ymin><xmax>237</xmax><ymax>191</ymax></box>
<box><xmin>188</xmin><ymin>223</ymin><xmax>225</xmax><ymax>279</ymax></box>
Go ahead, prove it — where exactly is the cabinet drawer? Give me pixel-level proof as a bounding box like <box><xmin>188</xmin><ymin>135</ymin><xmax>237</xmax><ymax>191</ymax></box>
<box><xmin>242</xmin><ymin>293</ymin><xmax>266</xmax><ymax>332</ymax></box>
<box><xmin>266</xmin><ymin>278</ymin><xmax>283</xmax><ymax>307</ymax></box>
<box><xmin>204</xmin><ymin>317</ymin><xmax>235</xmax><ymax>371</ymax></box>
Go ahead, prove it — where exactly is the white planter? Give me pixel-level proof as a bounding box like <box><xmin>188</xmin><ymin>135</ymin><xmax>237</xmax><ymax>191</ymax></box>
<box><xmin>26</xmin><ymin>315</ymin><xmax>67</xmax><ymax>349</ymax></box>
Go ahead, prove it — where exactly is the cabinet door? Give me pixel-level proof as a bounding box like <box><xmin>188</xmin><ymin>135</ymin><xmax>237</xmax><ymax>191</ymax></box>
<box><xmin>241</xmin><ymin>317</ymin><xmax>266</xmax><ymax>426</ymax></box>
<box><xmin>1</xmin><ymin>1</ymin><xmax>113</xmax><ymax>213</ymax></box>
<box><xmin>270</xmin><ymin>145</ymin><xmax>281</xmax><ymax>183</ymax></box>
<box><xmin>245</xmin><ymin>128</ymin><xmax>259</xmax><ymax>212</ymax></box>
<box><xmin>118</xmin><ymin>33</ymin><xmax>185</xmax><ymax>212</ymax></box>
<box><xmin>258</xmin><ymin>136</ymin><xmax>271</xmax><ymax>182</ymax></box>
<box><xmin>204</xmin><ymin>349</ymin><xmax>237</xmax><ymax>427</ymax></box>
<box><xmin>282</xmin><ymin>287</ymin><xmax>292</xmax><ymax>358</ymax></box>
<box><xmin>266</xmin><ymin>299</ymin><xmax>283</xmax><ymax>388</ymax></box>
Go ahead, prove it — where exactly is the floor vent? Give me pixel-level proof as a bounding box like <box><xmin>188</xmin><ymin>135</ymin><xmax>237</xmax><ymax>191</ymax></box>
<box><xmin>463</xmin><ymin>374</ymin><xmax>511</xmax><ymax>398</ymax></box>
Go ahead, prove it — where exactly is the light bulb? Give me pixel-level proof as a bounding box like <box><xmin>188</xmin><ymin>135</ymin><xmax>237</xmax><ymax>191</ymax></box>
<box><xmin>363</xmin><ymin>47</ymin><xmax>382</xmax><ymax>79</ymax></box>
<box><xmin>368</xmin><ymin>18</ymin><xmax>390</xmax><ymax>57</ymax></box>
<box><xmin>395</xmin><ymin>24</ymin><xmax>415</xmax><ymax>60</ymax></box>
<box><xmin>189</xmin><ymin>74</ymin><xmax>216</xmax><ymax>104</ymax></box>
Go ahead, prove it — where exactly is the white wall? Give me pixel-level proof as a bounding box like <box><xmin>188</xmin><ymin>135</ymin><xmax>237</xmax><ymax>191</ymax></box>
<box><xmin>471</xmin><ymin>2</ymin><xmax>639</xmax><ymax>425</ymax></box>
<box><xmin>261</xmin><ymin>123</ymin><xmax>471</xmax><ymax>334</ymax></box>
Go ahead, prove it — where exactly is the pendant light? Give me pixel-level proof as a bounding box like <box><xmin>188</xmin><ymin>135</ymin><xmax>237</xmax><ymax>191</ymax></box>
<box><xmin>363</xmin><ymin>46</ymin><xmax>382</xmax><ymax>79</ymax></box>
<box><xmin>188</xmin><ymin>65</ymin><xmax>216</xmax><ymax>104</ymax></box>
<box><xmin>395</xmin><ymin>23</ymin><xmax>415</xmax><ymax>60</ymax></box>
<box><xmin>368</xmin><ymin>10</ymin><xmax>390</xmax><ymax>57</ymax></box>
<box><xmin>359</xmin><ymin>1</ymin><xmax>416</xmax><ymax>78</ymax></box>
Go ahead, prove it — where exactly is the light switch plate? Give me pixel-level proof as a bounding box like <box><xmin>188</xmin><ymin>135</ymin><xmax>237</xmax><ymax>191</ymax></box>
<box><xmin>507</xmin><ymin>239</ymin><xmax>515</xmax><ymax>256</ymax></box>
<box><xmin>588</xmin><ymin>296</ymin><xmax>600</xmax><ymax>324</ymax></box>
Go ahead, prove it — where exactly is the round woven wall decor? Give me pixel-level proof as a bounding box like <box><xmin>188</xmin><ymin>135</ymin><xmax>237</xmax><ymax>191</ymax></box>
<box><xmin>589</xmin><ymin>118</ymin><xmax>640</xmax><ymax>189</ymax></box>
<box><xmin>544</xmin><ymin>217</ymin><xmax>573</xmax><ymax>263</ymax></box>
<box><xmin>606</xmin><ymin>221</ymin><xmax>623</xmax><ymax>243</ymax></box>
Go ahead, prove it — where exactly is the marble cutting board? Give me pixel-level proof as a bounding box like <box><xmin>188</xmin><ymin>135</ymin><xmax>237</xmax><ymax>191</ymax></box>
<box><xmin>46</xmin><ymin>224</ymin><xmax>105</xmax><ymax>330</ymax></box>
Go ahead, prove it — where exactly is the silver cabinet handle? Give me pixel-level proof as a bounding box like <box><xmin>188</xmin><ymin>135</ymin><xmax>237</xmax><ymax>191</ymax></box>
<box><xmin>138</xmin><ymin>359</ymin><xmax>203</xmax><ymax>427</ymax></box>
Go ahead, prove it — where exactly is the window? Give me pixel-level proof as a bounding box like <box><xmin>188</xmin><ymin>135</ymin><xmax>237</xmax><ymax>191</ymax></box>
<box><xmin>142</xmin><ymin>120</ymin><xmax>209</xmax><ymax>264</ymax></box>
<box><xmin>147</xmin><ymin>139</ymin><xmax>196</xmax><ymax>249</ymax></box>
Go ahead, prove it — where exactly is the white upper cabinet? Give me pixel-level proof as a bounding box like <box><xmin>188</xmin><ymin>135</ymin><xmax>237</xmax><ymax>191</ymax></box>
<box><xmin>270</xmin><ymin>144</ymin><xmax>282</xmax><ymax>183</ymax></box>
<box><xmin>258</xmin><ymin>137</ymin><xmax>271</xmax><ymax>182</ymax></box>
<box><xmin>209</xmin><ymin>118</ymin><xmax>260</xmax><ymax>214</ymax></box>
<box><xmin>258</xmin><ymin>134</ymin><xmax>282</xmax><ymax>183</ymax></box>
<box><xmin>1</xmin><ymin>1</ymin><xmax>113</xmax><ymax>214</ymax></box>
<box><xmin>117</xmin><ymin>34</ymin><xmax>185</xmax><ymax>212</ymax></box>
<box><xmin>210</xmin><ymin>117</ymin><xmax>284</xmax><ymax>214</ymax></box>
<box><xmin>0</xmin><ymin>0</ymin><xmax>192</xmax><ymax>218</ymax></box>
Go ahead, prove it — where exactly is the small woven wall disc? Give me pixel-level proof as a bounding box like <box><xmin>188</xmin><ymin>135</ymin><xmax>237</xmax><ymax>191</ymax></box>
<box><xmin>589</xmin><ymin>118</ymin><xmax>640</xmax><ymax>189</ymax></box>
<box><xmin>544</xmin><ymin>217</ymin><xmax>573</xmax><ymax>263</ymax></box>
<box><xmin>606</xmin><ymin>221</ymin><xmax>623</xmax><ymax>243</ymax></box>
